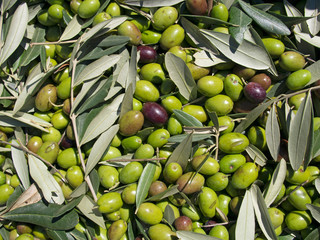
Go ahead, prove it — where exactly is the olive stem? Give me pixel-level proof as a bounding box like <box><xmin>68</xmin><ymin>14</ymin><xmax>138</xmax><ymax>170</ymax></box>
<box><xmin>0</xmin><ymin>96</ymin><xmax>16</xmax><ymax>100</ymax></box>
<box><xmin>69</xmin><ymin>42</ymin><xmax>98</xmax><ymax>202</ymax></box>
<box><xmin>274</xmin><ymin>180</ymin><xmax>309</xmax><ymax>208</ymax></box>
<box><xmin>0</xmin><ymin>139</ymin><xmax>68</xmax><ymax>183</ymax></box>
<box><xmin>30</xmin><ymin>40</ymin><xmax>77</xmax><ymax>47</ymax></box>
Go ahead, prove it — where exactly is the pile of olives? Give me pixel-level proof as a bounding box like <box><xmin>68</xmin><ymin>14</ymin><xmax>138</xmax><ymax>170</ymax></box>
<box><xmin>0</xmin><ymin>0</ymin><xmax>320</xmax><ymax>240</ymax></box>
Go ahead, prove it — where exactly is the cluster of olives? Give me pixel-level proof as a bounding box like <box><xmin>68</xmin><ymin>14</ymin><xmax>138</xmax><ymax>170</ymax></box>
<box><xmin>0</xmin><ymin>0</ymin><xmax>320</xmax><ymax>240</ymax></box>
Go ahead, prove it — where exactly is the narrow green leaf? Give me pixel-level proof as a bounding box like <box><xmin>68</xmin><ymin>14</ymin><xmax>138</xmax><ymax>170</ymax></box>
<box><xmin>119</xmin><ymin>83</ymin><xmax>134</xmax><ymax>120</ymax></box>
<box><xmin>229</xmin><ymin>6</ymin><xmax>252</xmax><ymax>44</ymax></box>
<box><xmin>250</xmin><ymin>184</ymin><xmax>278</xmax><ymax>240</ymax></box>
<box><xmin>20</xmin><ymin>27</ymin><xmax>46</xmax><ymax>67</ymax></box>
<box><xmin>316</xmin><ymin>177</ymin><xmax>320</xmax><ymax>194</ymax></box>
<box><xmin>305</xmin><ymin>0</ymin><xmax>320</xmax><ymax>36</ymax></box>
<box><xmin>168</xmin><ymin>134</ymin><xmax>213</xmax><ymax>143</ymax></box>
<box><xmin>306</xmin><ymin>204</ymin><xmax>320</xmax><ymax>223</ymax></box>
<box><xmin>288</xmin><ymin>91</ymin><xmax>313</xmax><ymax>170</ymax></box>
<box><xmin>0</xmin><ymin>227</ymin><xmax>9</xmax><ymax>240</ymax></box>
<box><xmin>193</xmin><ymin>50</ymin><xmax>227</xmax><ymax>67</ymax></box>
<box><xmin>180</xmin><ymin>17</ymin><xmax>219</xmax><ymax>54</ymax></box>
<box><xmin>163</xmin><ymin>204</ymin><xmax>175</xmax><ymax>225</ymax></box>
<box><xmin>74</xmin><ymin>55</ymin><xmax>121</xmax><ymax>86</ymax></box>
<box><xmin>123</xmin><ymin>0</ymin><xmax>184</xmax><ymax>7</ymax></box>
<box><xmin>176</xmin><ymin>231</ymin><xmax>221</xmax><ymax>240</ymax></box>
<box><xmin>294</xmin><ymin>32</ymin><xmax>320</xmax><ymax>48</ymax></box>
<box><xmin>77</xmin><ymin>195</ymin><xmax>105</xmax><ymax>229</ymax></box>
<box><xmin>269</xmin><ymin>12</ymin><xmax>314</xmax><ymax>27</ymax></box>
<box><xmin>266</xmin><ymin>104</ymin><xmax>281</xmax><ymax>160</ymax></box>
<box><xmin>201</xmin><ymin>29</ymin><xmax>272</xmax><ymax>71</ymax></box>
<box><xmin>173</xmin><ymin>109</ymin><xmax>203</xmax><ymax>127</ymax></box>
<box><xmin>165</xmin><ymin>133</ymin><xmax>193</xmax><ymax>171</ymax></box>
<box><xmin>313</xmin><ymin>129</ymin><xmax>320</xmax><ymax>157</ymax></box>
<box><xmin>263</xmin><ymin>159</ymin><xmax>287</xmax><ymax>207</ymax></box>
<box><xmin>136</xmin><ymin>162</ymin><xmax>157</xmax><ymax>210</ymax></box>
<box><xmin>11</xmin><ymin>140</ymin><xmax>30</xmax><ymax>190</ymax></box>
<box><xmin>46</xmin><ymin>229</ymin><xmax>68</xmax><ymax>240</ymax></box>
<box><xmin>181</xmin><ymin>14</ymin><xmax>234</xmax><ymax>27</ymax></box>
<box><xmin>70</xmin><ymin>182</ymin><xmax>87</xmax><ymax>199</ymax></box>
<box><xmin>53</xmin><ymin>196</ymin><xmax>84</xmax><ymax>218</ymax></box>
<box><xmin>60</xmin><ymin>15</ymin><xmax>82</xmax><ymax>41</ymax></box>
<box><xmin>306</xmin><ymin>60</ymin><xmax>320</xmax><ymax>86</ymax></box>
<box><xmin>28</xmin><ymin>155</ymin><xmax>65</xmax><ymax>205</ymax></box>
<box><xmin>208</xmin><ymin>112</ymin><xmax>219</xmax><ymax>130</ymax></box>
<box><xmin>305</xmin><ymin>228</ymin><xmax>320</xmax><ymax>240</ymax></box>
<box><xmin>235</xmin><ymin>99</ymin><xmax>275</xmax><ymax>133</ymax></box>
<box><xmin>0</xmin><ymin>3</ymin><xmax>28</xmax><ymax>65</ymax></box>
<box><xmin>98</xmin><ymin>35</ymin><xmax>130</xmax><ymax>48</ymax></box>
<box><xmin>304</xmin><ymin>112</ymin><xmax>314</xmax><ymax>170</ymax></box>
<box><xmin>236</xmin><ymin>190</ymin><xmax>255</xmax><ymax>240</ymax></box>
<box><xmin>80</xmin><ymin>94</ymin><xmax>123</xmax><ymax>145</ymax></box>
<box><xmin>238</xmin><ymin>0</ymin><xmax>291</xmax><ymax>35</ymax></box>
<box><xmin>146</xmin><ymin>185</ymin><xmax>179</xmax><ymax>202</ymax></box>
<box><xmin>2</xmin><ymin>0</ymin><xmax>17</xmax><ymax>12</ymax></box>
<box><xmin>135</xmin><ymin>218</ymin><xmax>150</xmax><ymax>240</ymax></box>
<box><xmin>165</xmin><ymin>52</ymin><xmax>197</xmax><ymax>101</ymax></box>
<box><xmin>85</xmin><ymin>124</ymin><xmax>119</xmax><ymax>176</ymax></box>
<box><xmin>245</xmin><ymin>144</ymin><xmax>267</xmax><ymax>167</ymax></box>
<box><xmin>2</xmin><ymin>202</ymin><xmax>79</xmax><ymax>230</ymax></box>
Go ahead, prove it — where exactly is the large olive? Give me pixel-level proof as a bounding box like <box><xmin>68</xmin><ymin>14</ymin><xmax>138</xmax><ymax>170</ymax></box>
<box><xmin>35</xmin><ymin>84</ymin><xmax>57</xmax><ymax>112</ymax></box>
<box><xmin>136</xmin><ymin>202</ymin><xmax>163</xmax><ymax>225</ymax></box>
<box><xmin>198</xmin><ymin>187</ymin><xmax>219</xmax><ymax>218</ymax></box>
<box><xmin>118</xmin><ymin>110</ymin><xmax>144</xmax><ymax>137</ymax></box>
<box><xmin>219</xmin><ymin>132</ymin><xmax>249</xmax><ymax>154</ymax></box>
<box><xmin>231</xmin><ymin>162</ymin><xmax>259</xmax><ymax>189</ymax></box>
<box><xmin>176</xmin><ymin>172</ymin><xmax>204</xmax><ymax>194</ymax></box>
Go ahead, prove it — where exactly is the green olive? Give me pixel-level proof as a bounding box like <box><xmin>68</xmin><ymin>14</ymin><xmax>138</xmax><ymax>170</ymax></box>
<box><xmin>231</xmin><ymin>162</ymin><xmax>259</xmax><ymax>189</ymax></box>
<box><xmin>152</xmin><ymin>7</ymin><xmax>178</xmax><ymax>31</ymax></box>
<box><xmin>137</xmin><ymin>202</ymin><xmax>163</xmax><ymax>225</ymax></box>
<box><xmin>182</xmin><ymin>105</ymin><xmax>207</xmax><ymax>123</ymax></box>
<box><xmin>160</xmin><ymin>24</ymin><xmax>185</xmax><ymax>50</ymax></box>
<box><xmin>197</xmin><ymin>75</ymin><xmax>224</xmax><ymax>97</ymax></box>
<box><xmin>119</xmin><ymin>162</ymin><xmax>143</xmax><ymax>184</ymax></box>
<box><xmin>78</xmin><ymin>0</ymin><xmax>100</xmax><ymax>19</ymax></box>
<box><xmin>0</xmin><ymin>184</ymin><xmax>14</xmax><ymax>205</ymax></box>
<box><xmin>98</xmin><ymin>165</ymin><xmax>119</xmax><ymax>189</ymax></box>
<box><xmin>205</xmin><ymin>94</ymin><xmax>234</xmax><ymax>116</ymax></box>
<box><xmin>286</xmin><ymin>69</ymin><xmax>311</xmax><ymax>90</ymax></box>
<box><xmin>66</xmin><ymin>165</ymin><xmax>84</xmax><ymax>189</ymax></box>
<box><xmin>219</xmin><ymin>133</ymin><xmax>249</xmax><ymax>154</ymax></box>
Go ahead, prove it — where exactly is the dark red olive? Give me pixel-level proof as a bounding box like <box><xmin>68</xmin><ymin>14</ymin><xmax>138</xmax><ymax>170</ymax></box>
<box><xmin>244</xmin><ymin>82</ymin><xmax>266</xmax><ymax>103</ymax></box>
<box><xmin>142</xmin><ymin>102</ymin><xmax>168</xmax><ymax>125</ymax></box>
<box><xmin>233</xmin><ymin>98</ymin><xmax>258</xmax><ymax>113</ymax></box>
<box><xmin>174</xmin><ymin>216</ymin><xmax>193</xmax><ymax>231</ymax></box>
<box><xmin>137</xmin><ymin>45</ymin><xmax>157</xmax><ymax>64</ymax></box>
<box><xmin>60</xmin><ymin>136</ymin><xmax>74</xmax><ymax>149</ymax></box>
<box><xmin>249</xmin><ymin>73</ymin><xmax>271</xmax><ymax>90</ymax></box>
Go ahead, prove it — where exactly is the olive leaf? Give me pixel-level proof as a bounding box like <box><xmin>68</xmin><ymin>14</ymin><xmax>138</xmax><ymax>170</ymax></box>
<box><xmin>2</xmin><ymin>202</ymin><xmax>79</xmax><ymax>230</ymax></box>
<box><xmin>60</xmin><ymin>15</ymin><xmax>83</xmax><ymax>41</ymax></box>
<box><xmin>180</xmin><ymin>17</ymin><xmax>219</xmax><ymax>55</ymax></box>
<box><xmin>306</xmin><ymin>60</ymin><xmax>320</xmax><ymax>86</ymax></box>
<box><xmin>288</xmin><ymin>91</ymin><xmax>313</xmax><ymax>170</ymax></box>
<box><xmin>235</xmin><ymin>99</ymin><xmax>276</xmax><ymax>133</ymax></box>
<box><xmin>2</xmin><ymin>0</ymin><xmax>17</xmax><ymax>12</ymax></box>
<box><xmin>265</xmin><ymin>104</ymin><xmax>280</xmax><ymax>161</ymax></box>
<box><xmin>305</xmin><ymin>228</ymin><xmax>320</xmax><ymax>240</ymax></box>
<box><xmin>316</xmin><ymin>177</ymin><xmax>320</xmax><ymax>194</ymax></box>
<box><xmin>236</xmin><ymin>190</ymin><xmax>255</xmax><ymax>240</ymax></box>
<box><xmin>165</xmin><ymin>52</ymin><xmax>197</xmax><ymax>101</ymax></box>
<box><xmin>168</xmin><ymin>133</ymin><xmax>213</xmax><ymax>143</ymax></box>
<box><xmin>136</xmin><ymin>162</ymin><xmax>157</xmax><ymax>210</ymax></box>
<box><xmin>53</xmin><ymin>196</ymin><xmax>84</xmax><ymax>218</ymax></box>
<box><xmin>229</xmin><ymin>6</ymin><xmax>252</xmax><ymax>45</ymax></box>
<box><xmin>238</xmin><ymin>0</ymin><xmax>291</xmax><ymax>36</ymax></box>
<box><xmin>306</xmin><ymin>204</ymin><xmax>320</xmax><ymax>223</ymax></box>
<box><xmin>79</xmin><ymin>93</ymin><xmax>124</xmax><ymax>145</ymax></box>
<box><xmin>294</xmin><ymin>32</ymin><xmax>320</xmax><ymax>48</ymax></box>
<box><xmin>146</xmin><ymin>185</ymin><xmax>179</xmax><ymax>202</ymax></box>
<box><xmin>123</xmin><ymin>0</ymin><xmax>184</xmax><ymax>7</ymax></box>
<box><xmin>313</xmin><ymin>129</ymin><xmax>320</xmax><ymax>158</ymax></box>
<box><xmin>46</xmin><ymin>229</ymin><xmax>69</xmax><ymax>240</ymax></box>
<box><xmin>77</xmin><ymin>195</ymin><xmax>105</xmax><ymax>229</ymax></box>
<box><xmin>85</xmin><ymin>124</ymin><xmax>119</xmax><ymax>176</ymax></box>
<box><xmin>176</xmin><ymin>231</ymin><xmax>221</xmax><ymax>240</ymax></box>
<box><xmin>74</xmin><ymin>55</ymin><xmax>121</xmax><ymax>86</ymax></box>
<box><xmin>28</xmin><ymin>155</ymin><xmax>65</xmax><ymax>205</ymax></box>
<box><xmin>305</xmin><ymin>0</ymin><xmax>320</xmax><ymax>36</ymax></box>
<box><xmin>201</xmin><ymin>30</ymin><xmax>272</xmax><ymax>71</ymax></box>
<box><xmin>173</xmin><ymin>110</ymin><xmax>203</xmax><ymax>127</ymax></box>
<box><xmin>245</xmin><ymin>144</ymin><xmax>267</xmax><ymax>167</ymax></box>
<box><xmin>250</xmin><ymin>184</ymin><xmax>278</xmax><ymax>240</ymax></box>
<box><xmin>11</xmin><ymin>140</ymin><xmax>30</xmax><ymax>190</ymax></box>
<box><xmin>19</xmin><ymin>26</ymin><xmax>46</xmax><ymax>68</ymax></box>
<box><xmin>0</xmin><ymin>2</ymin><xmax>28</xmax><ymax>65</ymax></box>
<box><xmin>263</xmin><ymin>159</ymin><xmax>287</xmax><ymax>207</ymax></box>
<box><xmin>193</xmin><ymin>50</ymin><xmax>227</xmax><ymax>67</ymax></box>
<box><xmin>165</xmin><ymin>132</ymin><xmax>193</xmax><ymax>171</ymax></box>
<box><xmin>163</xmin><ymin>204</ymin><xmax>176</xmax><ymax>225</ymax></box>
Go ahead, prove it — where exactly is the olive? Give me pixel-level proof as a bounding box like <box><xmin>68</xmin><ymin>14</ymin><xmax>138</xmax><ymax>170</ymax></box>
<box><xmin>268</xmin><ymin>207</ymin><xmax>285</xmax><ymax>229</ymax></box>
<box><xmin>66</xmin><ymin>165</ymin><xmax>84</xmax><ymax>189</ymax></box>
<box><xmin>148</xmin><ymin>180</ymin><xmax>167</xmax><ymax>197</ymax></box>
<box><xmin>161</xmin><ymin>96</ymin><xmax>182</xmax><ymax>114</ymax></box>
<box><xmin>108</xmin><ymin>220</ymin><xmax>127</xmax><ymax>240</ymax></box>
<box><xmin>279</xmin><ymin>51</ymin><xmax>306</xmax><ymax>72</ymax></box>
<box><xmin>262</xmin><ymin>38</ymin><xmax>285</xmax><ymax>58</ymax></box>
<box><xmin>119</xmin><ymin>162</ymin><xmax>143</xmax><ymax>184</ymax></box>
<box><xmin>137</xmin><ymin>46</ymin><xmax>157</xmax><ymax>64</ymax></box>
<box><xmin>147</xmin><ymin>129</ymin><xmax>170</xmax><ymax>148</ymax></box>
<box><xmin>97</xmin><ymin>192</ymin><xmax>123</xmax><ymax>214</ymax></box>
<box><xmin>92</xmin><ymin>12</ymin><xmax>111</xmax><ymax>27</ymax></box>
<box><xmin>191</xmin><ymin>155</ymin><xmax>219</xmax><ymax>175</ymax></box>
<box><xmin>41</xmin><ymin>126</ymin><xmax>62</xmax><ymax>143</ymax></box>
<box><xmin>286</xmin><ymin>69</ymin><xmax>311</xmax><ymax>90</ymax></box>
<box><xmin>160</xmin><ymin>24</ymin><xmax>185</xmax><ymax>50</ymax></box>
<box><xmin>231</xmin><ymin>162</ymin><xmax>259</xmax><ymax>189</ymax></box>
<box><xmin>174</xmin><ymin>216</ymin><xmax>192</xmax><ymax>231</ymax></box>
<box><xmin>286</xmin><ymin>166</ymin><xmax>310</xmax><ymax>185</ymax></box>
<box><xmin>27</xmin><ymin>136</ymin><xmax>43</xmax><ymax>153</ymax></box>
<box><xmin>187</xmin><ymin>63</ymin><xmax>210</xmax><ymax>81</ymax></box>
<box><xmin>121</xmin><ymin>136</ymin><xmax>142</xmax><ymax>153</ymax></box>
<box><xmin>206</xmin><ymin>172</ymin><xmax>229</xmax><ymax>191</ymax></box>
<box><xmin>244</xmin><ymin>82</ymin><xmax>266</xmax><ymax>103</ymax></box>
<box><xmin>121</xmin><ymin>183</ymin><xmax>137</xmax><ymax>205</ymax></box>
<box><xmin>35</xmin><ymin>84</ymin><xmax>57</xmax><ymax>112</ymax></box>
<box><xmin>118</xmin><ymin>110</ymin><xmax>144</xmax><ymax>137</ymax></box>
<box><xmin>142</xmin><ymin>102</ymin><xmax>168</xmax><ymax>126</ymax></box>
<box><xmin>134</xmin><ymin>80</ymin><xmax>160</xmax><ymax>102</ymax></box>
<box><xmin>209</xmin><ymin>225</ymin><xmax>229</xmax><ymax>240</ymax></box>
<box><xmin>176</xmin><ymin>172</ymin><xmax>204</xmax><ymax>194</ymax></box>
<box><xmin>285</xmin><ymin>210</ymin><xmax>312</xmax><ymax>231</ymax></box>
<box><xmin>117</xmin><ymin>21</ymin><xmax>142</xmax><ymax>46</ymax></box>
<box><xmin>219</xmin><ymin>133</ymin><xmax>249</xmax><ymax>154</ymax></box>
<box><xmin>286</xmin><ymin>185</ymin><xmax>312</xmax><ymax>210</ymax></box>
<box><xmin>77</xmin><ymin>0</ymin><xmax>100</xmax><ymax>19</ymax></box>
<box><xmin>224</xmin><ymin>74</ymin><xmax>244</xmax><ymax>102</ymax></box>
<box><xmin>186</xmin><ymin>0</ymin><xmax>208</xmax><ymax>15</ymax></box>
<box><xmin>152</xmin><ymin>7</ymin><xmax>178</xmax><ymax>31</ymax></box>
<box><xmin>249</xmin><ymin>73</ymin><xmax>272</xmax><ymax>90</ymax></box>
<box><xmin>210</xmin><ymin>2</ymin><xmax>229</xmax><ymax>22</ymax></box>
<box><xmin>105</xmin><ymin>2</ymin><xmax>121</xmax><ymax>16</ymax></box>
<box><xmin>56</xmin><ymin>147</ymin><xmax>83</xmax><ymax>169</ymax></box>
<box><xmin>37</xmin><ymin>141</ymin><xmax>60</xmax><ymax>164</ymax></box>
<box><xmin>98</xmin><ymin>165</ymin><xmax>119</xmax><ymax>189</ymax></box>
<box><xmin>233</xmin><ymin>65</ymin><xmax>256</xmax><ymax>80</ymax></box>
<box><xmin>148</xmin><ymin>224</ymin><xmax>175</xmax><ymax>240</ymax></box>
<box><xmin>183</xmin><ymin>105</ymin><xmax>208</xmax><ymax>123</ymax></box>
<box><xmin>134</xmin><ymin>144</ymin><xmax>154</xmax><ymax>159</ymax></box>
<box><xmin>198</xmin><ymin>187</ymin><xmax>218</xmax><ymax>218</ymax></box>
<box><xmin>247</xmin><ymin>126</ymin><xmax>267</xmax><ymax>151</ymax></box>
<box><xmin>197</xmin><ymin>76</ymin><xmax>224</xmax><ymax>97</ymax></box>
<box><xmin>141</xmin><ymin>30</ymin><xmax>162</xmax><ymax>45</ymax></box>
<box><xmin>136</xmin><ymin>202</ymin><xmax>163</xmax><ymax>225</ymax></box>
<box><xmin>205</xmin><ymin>94</ymin><xmax>234</xmax><ymax>116</ymax></box>
<box><xmin>163</xmin><ymin>162</ymin><xmax>183</xmax><ymax>184</ymax></box>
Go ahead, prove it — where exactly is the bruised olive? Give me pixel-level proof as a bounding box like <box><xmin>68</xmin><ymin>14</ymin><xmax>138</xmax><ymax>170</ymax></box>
<box><xmin>118</xmin><ymin>21</ymin><xmax>142</xmax><ymax>46</ymax></box>
<box><xmin>119</xmin><ymin>110</ymin><xmax>144</xmax><ymax>136</ymax></box>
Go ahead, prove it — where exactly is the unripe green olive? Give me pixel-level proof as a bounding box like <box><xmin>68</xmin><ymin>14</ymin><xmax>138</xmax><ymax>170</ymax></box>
<box><xmin>279</xmin><ymin>51</ymin><xmax>306</xmax><ymax>72</ymax></box>
<box><xmin>35</xmin><ymin>84</ymin><xmax>57</xmax><ymax>112</ymax></box>
<box><xmin>262</xmin><ymin>38</ymin><xmax>285</xmax><ymax>58</ymax></box>
<box><xmin>41</xmin><ymin>126</ymin><xmax>62</xmax><ymax>143</ymax></box>
<box><xmin>167</xmin><ymin>115</ymin><xmax>183</xmax><ymax>135</ymax></box>
<box><xmin>98</xmin><ymin>165</ymin><xmax>119</xmax><ymax>189</ymax></box>
<box><xmin>147</xmin><ymin>129</ymin><xmax>170</xmax><ymax>148</ymax></box>
<box><xmin>191</xmin><ymin>155</ymin><xmax>219</xmax><ymax>175</ymax></box>
<box><xmin>119</xmin><ymin>162</ymin><xmax>143</xmax><ymax>184</ymax></box>
<box><xmin>134</xmin><ymin>80</ymin><xmax>160</xmax><ymax>102</ymax></box>
<box><xmin>136</xmin><ymin>202</ymin><xmax>163</xmax><ymax>225</ymax></box>
<box><xmin>206</xmin><ymin>172</ymin><xmax>229</xmax><ymax>191</ymax></box>
<box><xmin>51</xmin><ymin>110</ymin><xmax>70</xmax><ymax>130</ymax></box>
<box><xmin>77</xmin><ymin>0</ymin><xmax>100</xmax><ymax>19</ymax></box>
<box><xmin>286</xmin><ymin>166</ymin><xmax>310</xmax><ymax>185</ymax></box>
<box><xmin>108</xmin><ymin>220</ymin><xmax>127</xmax><ymax>240</ymax></box>
<box><xmin>105</xmin><ymin>2</ymin><xmax>122</xmax><ymax>17</ymax></box>
<box><xmin>176</xmin><ymin>172</ymin><xmax>204</xmax><ymax>194</ymax></box>
<box><xmin>247</xmin><ymin>126</ymin><xmax>267</xmax><ymax>151</ymax></box>
<box><xmin>198</xmin><ymin>187</ymin><xmax>218</xmax><ymax>218</ymax></box>
<box><xmin>183</xmin><ymin>105</ymin><xmax>207</xmax><ymax>123</ymax></box>
<box><xmin>66</xmin><ymin>165</ymin><xmax>84</xmax><ymax>189</ymax></box>
<box><xmin>286</xmin><ymin>69</ymin><xmax>311</xmax><ymax>90</ymax></box>
<box><xmin>117</xmin><ymin>21</ymin><xmax>142</xmax><ymax>46</ymax></box>
<box><xmin>163</xmin><ymin>162</ymin><xmax>183</xmax><ymax>184</ymax></box>
<box><xmin>118</xmin><ymin>110</ymin><xmax>144</xmax><ymax>137</ymax></box>
<box><xmin>27</xmin><ymin>136</ymin><xmax>43</xmax><ymax>153</ymax></box>
<box><xmin>140</xmin><ymin>63</ymin><xmax>165</xmax><ymax>84</ymax></box>
<box><xmin>285</xmin><ymin>210</ymin><xmax>312</xmax><ymax>231</ymax></box>
<box><xmin>141</xmin><ymin>30</ymin><xmax>162</xmax><ymax>45</ymax></box>
<box><xmin>209</xmin><ymin>225</ymin><xmax>229</xmax><ymax>240</ymax></box>
<box><xmin>210</xmin><ymin>2</ymin><xmax>229</xmax><ymax>22</ymax></box>
<box><xmin>57</xmin><ymin>147</ymin><xmax>84</xmax><ymax>169</ymax></box>
<box><xmin>224</xmin><ymin>74</ymin><xmax>244</xmax><ymax>101</ymax></box>
<box><xmin>134</xmin><ymin>144</ymin><xmax>154</xmax><ymax>159</ymax></box>
<box><xmin>152</xmin><ymin>7</ymin><xmax>178</xmax><ymax>31</ymax></box>
<box><xmin>231</xmin><ymin>162</ymin><xmax>259</xmax><ymax>189</ymax></box>
<box><xmin>97</xmin><ymin>192</ymin><xmax>123</xmax><ymax>214</ymax></box>
<box><xmin>160</xmin><ymin>24</ymin><xmax>185</xmax><ymax>50</ymax></box>
<box><xmin>197</xmin><ymin>75</ymin><xmax>224</xmax><ymax>97</ymax></box>
<box><xmin>219</xmin><ymin>133</ymin><xmax>249</xmax><ymax>154</ymax></box>
<box><xmin>205</xmin><ymin>94</ymin><xmax>234</xmax><ymax>116</ymax></box>
<box><xmin>92</xmin><ymin>12</ymin><xmax>111</xmax><ymax>27</ymax></box>
<box><xmin>286</xmin><ymin>185</ymin><xmax>312</xmax><ymax>210</ymax></box>
<box><xmin>0</xmin><ymin>184</ymin><xmax>14</xmax><ymax>205</ymax></box>
<box><xmin>148</xmin><ymin>224</ymin><xmax>175</xmax><ymax>240</ymax></box>
<box><xmin>37</xmin><ymin>141</ymin><xmax>60</xmax><ymax>164</ymax></box>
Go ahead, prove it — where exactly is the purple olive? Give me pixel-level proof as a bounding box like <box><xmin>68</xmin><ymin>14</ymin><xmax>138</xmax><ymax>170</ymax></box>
<box><xmin>244</xmin><ymin>82</ymin><xmax>266</xmax><ymax>103</ymax></box>
<box><xmin>249</xmin><ymin>73</ymin><xmax>271</xmax><ymax>90</ymax></box>
<box><xmin>174</xmin><ymin>216</ymin><xmax>193</xmax><ymax>231</ymax></box>
<box><xmin>137</xmin><ymin>45</ymin><xmax>157</xmax><ymax>64</ymax></box>
<box><xmin>142</xmin><ymin>102</ymin><xmax>168</xmax><ymax>125</ymax></box>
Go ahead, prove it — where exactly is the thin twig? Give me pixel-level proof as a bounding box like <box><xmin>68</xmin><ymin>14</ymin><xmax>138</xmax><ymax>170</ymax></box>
<box><xmin>202</xmin><ymin>221</ymin><xmax>235</xmax><ymax>228</ymax></box>
<box><xmin>69</xmin><ymin>38</ymin><xmax>98</xmax><ymax>202</ymax></box>
<box><xmin>0</xmin><ymin>139</ymin><xmax>67</xmax><ymax>183</ymax></box>
<box><xmin>0</xmin><ymin>96</ymin><xmax>17</xmax><ymax>100</ymax></box>
<box><xmin>104</xmin><ymin>157</ymin><xmax>166</xmax><ymax>162</ymax></box>
<box><xmin>30</xmin><ymin>40</ymin><xmax>77</xmax><ymax>47</ymax></box>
